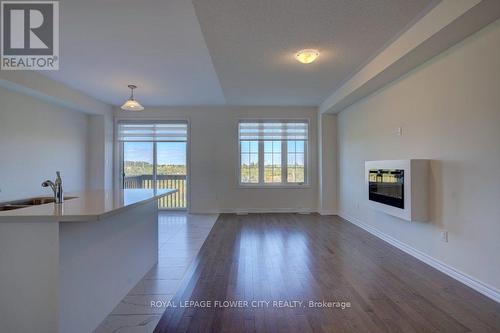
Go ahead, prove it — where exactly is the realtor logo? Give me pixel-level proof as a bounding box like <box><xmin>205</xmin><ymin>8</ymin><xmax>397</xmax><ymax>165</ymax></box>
<box><xmin>1</xmin><ymin>1</ymin><xmax>59</xmax><ymax>70</ymax></box>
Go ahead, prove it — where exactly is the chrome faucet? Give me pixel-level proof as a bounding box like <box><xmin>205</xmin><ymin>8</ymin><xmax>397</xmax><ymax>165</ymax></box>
<box><xmin>42</xmin><ymin>171</ymin><xmax>64</xmax><ymax>204</ymax></box>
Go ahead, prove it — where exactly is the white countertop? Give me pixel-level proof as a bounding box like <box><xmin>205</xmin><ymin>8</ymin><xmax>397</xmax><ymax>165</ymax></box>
<box><xmin>0</xmin><ymin>189</ymin><xmax>177</xmax><ymax>222</ymax></box>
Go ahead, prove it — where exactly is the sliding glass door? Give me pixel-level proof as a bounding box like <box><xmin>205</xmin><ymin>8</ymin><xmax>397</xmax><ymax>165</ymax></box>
<box><xmin>119</xmin><ymin>122</ymin><xmax>188</xmax><ymax>210</ymax></box>
<box><xmin>123</xmin><ymin>142</ymin><xmax>154</xmax><ymax>189</ymax></box>
<box><xmin>156</xmin><ymin>142</ymin><xmax>187</xmax><ymax>209</ymax></box>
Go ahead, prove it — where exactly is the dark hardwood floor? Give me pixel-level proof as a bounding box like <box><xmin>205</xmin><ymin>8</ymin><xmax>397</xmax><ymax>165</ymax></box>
<box><xmin>155</xmin><ymin>214</ymin><xmax>500</xmax><ymax>333</ymax></box>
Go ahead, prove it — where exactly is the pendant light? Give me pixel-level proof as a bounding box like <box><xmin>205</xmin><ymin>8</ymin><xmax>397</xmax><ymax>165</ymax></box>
<box><xmin>120</xmin><ymin>84</ymin><xmax>144</xmax><ymax>111</ymax></box>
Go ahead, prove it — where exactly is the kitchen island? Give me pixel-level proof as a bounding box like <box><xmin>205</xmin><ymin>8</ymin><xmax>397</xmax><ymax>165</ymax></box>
<box><xmin>0</xmin><ymin>189</ymin><xmax>176</xmax><ymax>333</ymax></box>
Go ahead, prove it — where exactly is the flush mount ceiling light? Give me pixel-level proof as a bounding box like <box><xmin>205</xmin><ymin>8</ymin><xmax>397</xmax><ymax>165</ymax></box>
<box><xmin>121</xmin><ymin>84</ymin><xmax>144</xmax><ymax>111</ymax></box>
<box><xmin>295</xmin><ymin>49</ymin><xmax>320</xmax><ymax>64</ymax></box>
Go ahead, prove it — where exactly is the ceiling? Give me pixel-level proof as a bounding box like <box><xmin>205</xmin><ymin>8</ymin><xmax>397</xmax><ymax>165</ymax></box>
<box><xmin>42</xmin><ymin>0</ymin><xmax>437</xmax><ymax>107</ymax></box>
<box><xmin>43</xmin><ymin>0</ymin><xmax>225</xmax><ymax>106</ymax></box>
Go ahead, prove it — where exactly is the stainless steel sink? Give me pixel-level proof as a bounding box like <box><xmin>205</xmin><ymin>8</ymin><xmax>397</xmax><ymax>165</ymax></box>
<box><xmin>17</xmin><ymin>196</ymin><xmax>77</xmax><ymax>205</ymax></box>
<box><xmin>0</xmin><ymin>196</ymin><xmax>77</xmax><ymax>211</ymax></box>
<box><xmin>0</xmin><ymin>205</ymin><xmax>31</xmax><ymax>211</ymax></box>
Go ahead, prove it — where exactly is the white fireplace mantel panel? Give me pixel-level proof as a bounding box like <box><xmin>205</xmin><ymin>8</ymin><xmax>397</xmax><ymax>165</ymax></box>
<box><xmin>365</xmin><ymin>159</ymin><xmax>429</xmax><ymax>222</ymax></box>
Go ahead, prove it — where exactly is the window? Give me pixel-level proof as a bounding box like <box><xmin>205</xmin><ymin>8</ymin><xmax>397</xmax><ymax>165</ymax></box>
<box><xmin>287</xmin><ymin>140</ymin><xmax>305</xmax><ymax>183</ymax></box>
<box><xmin>239</xmin><ymin>120</ymin><xmax>308</xmax><ymax>186</ymax></box>
<box><xmin>240</xmin><ymin>141</ymin><xmax>259</xmax><ymax>183</ymax></box>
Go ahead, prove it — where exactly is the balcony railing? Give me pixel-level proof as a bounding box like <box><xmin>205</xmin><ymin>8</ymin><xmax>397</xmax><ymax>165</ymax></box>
<box><xmin>123</xmin><ymin>174</ymin><xmax>187</xmax><ymax>209</ymax></box>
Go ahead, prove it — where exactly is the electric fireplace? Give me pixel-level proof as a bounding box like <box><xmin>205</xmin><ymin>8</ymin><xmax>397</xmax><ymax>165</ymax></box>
<box><xmin>365</xmin><ymin>160</ymin><xmax>429</xmax><ymax>222</ymax></box>
<box><xmin>368</xmin><ymin>169</ymin><xmax>404</xmax><ymax>209</ymax></box>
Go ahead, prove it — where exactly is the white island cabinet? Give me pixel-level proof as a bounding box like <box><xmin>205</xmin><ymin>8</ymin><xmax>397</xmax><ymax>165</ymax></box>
<box><xmin>0</xmin><ymin>189</ymin><xmax>176</xmax><ymax>333</ymax></box>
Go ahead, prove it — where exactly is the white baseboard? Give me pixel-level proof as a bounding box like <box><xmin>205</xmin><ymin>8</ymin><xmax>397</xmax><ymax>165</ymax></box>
<box><xmin>187</xmin><ymin>209</ymin><xmax>220</xmax><ymax>215</ymax></box>
<box><xmin>188</xmin><ymin>208</ymin><xmax>318</xmax><ymax>215</ymax></box>
<box><xmin>220</xmin><ymin>208</ymin><xmax>316</xmax><ymax>214</ymax></box>
<box><xmin>338</xmin><ymin>211</ymin><xmax>500</xmax><ymax>304</ymax></box>
<box><xmin>318</xmin><ymin>209</ymin><xmax>337</xmax><ymax>216</ymax></box>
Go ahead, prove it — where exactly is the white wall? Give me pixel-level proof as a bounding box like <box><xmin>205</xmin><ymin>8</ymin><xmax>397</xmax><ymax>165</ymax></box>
<box><xmin>87</xmin><ymin>114</ymin><xmax>114</xmax><ymax>190</ymax></box>
<box><xmin>0</xmin><ymin>71</ymin><xmax>112</xmax><ymax>115</ymax></box>
<box><xmin>0</xmin><ymin>87</ymin><xmax>89</xmax><ymax>201</ymax></box>
<box><xmin>318</xmin><ymin>113</ymin><xmax>337</xmax><ymax>215</ymax></box>
<box><xmin>116</xmin><ymin>106</ymin><xmax>318</xmax><ymax>213</ymax></box>
<box><xmin>336</xmin><ymin>20</ymin><xmax>500</xmax><ymax>292</ymax></box>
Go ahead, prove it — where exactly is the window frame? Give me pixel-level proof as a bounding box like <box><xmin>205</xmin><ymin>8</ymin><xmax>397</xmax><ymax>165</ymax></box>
<box><xmin>237</xmin><ymin>119</ymin><xmax>310</xmax><ymax>188</ymax></box>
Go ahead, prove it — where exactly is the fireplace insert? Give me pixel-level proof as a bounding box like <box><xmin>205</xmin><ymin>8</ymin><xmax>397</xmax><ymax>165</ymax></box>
<box><xmin>368</xmin><ymin>169</ymin><xmax>404</xmax><ymax>209</ymax></box>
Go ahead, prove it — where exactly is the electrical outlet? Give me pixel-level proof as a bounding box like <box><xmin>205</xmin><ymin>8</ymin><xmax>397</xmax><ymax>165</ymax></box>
<box><xmin>355</xmin><ymin>201</ymin><xmax>360</xmax><ymax>209</ymax></box>
<box><xmin>440</xmin><ymin>231</ymin><xmax>448</xmax><ymax>243</ymax></box>
<box><xmin>396</xmin><ymin>127</ymin><xmax>403</xmax><ymax>136</ymax></box>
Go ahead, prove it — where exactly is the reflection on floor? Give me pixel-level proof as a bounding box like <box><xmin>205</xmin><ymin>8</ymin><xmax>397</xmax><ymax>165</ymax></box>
<box><xmin>95</xmin><ymin>212</ymin><xmax>218</xmax><ymax>333</ymax></box>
